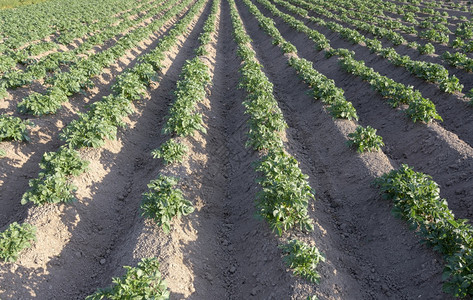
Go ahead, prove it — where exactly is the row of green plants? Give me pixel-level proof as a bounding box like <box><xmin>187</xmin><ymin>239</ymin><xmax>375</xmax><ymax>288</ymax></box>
<box><xmin>0</xmin><ymin>0</ymin><xmax>157</xmax><ymax>75</ymax></box>
<box><xmin>21</xmin><ymin>0</ymin><xmax>207</xmax><ymax>207</ymax></box>
<box><xmin>0</xmin><ymin>0</ymin><xmax>169</xmax><ymax>98</ymax></box>
<box><xmin>144</xmin><ymin>0</ymin><xmax>218</xmax><ymax>233</ymax></box>
<box><xmin>16</xmin><ymin>0</ymin><xmax>190</xmax><ymax>116</ymax></box>
<box><xmin>230</xmin><ymin>0</ymin><xmax>324</xmax><ymax>287</ymax></box>
<box><xmin>86</xmin><ymin>2</ymin><xmax>218</xmax><ymax>296</ymax></box>
<box><xmin>0</xmin><ymin>0</ymin><xmax>210</xmax><ymax>289</ymax></box>
<box><xmin>244</xmin><ymin>0</ymin><xmax>385</xmax><ymax>152</ymax></box>
<box><xmin>307</xmin><ymin>0</ymin><xmax>473</xmax><ymax>57</ymax></box>
<box><xmin>303</xmin><ymin>0</ymin><xmax>472</xmax><ymax>58</ymax></box>
<box><xmin>0</xmin><ymin>0</ymin><xmax>143</xmax><ymax>50</ymax></box>
<box><xmin>375</xmin><ymin>165</ymin><xmax>473</xmax><ymax>297</ymax></box>
<box><xmin>278</xmin><ymin>0</ymin><xmax>464</xmax><ymax>94</ymax></box>
<box><xmin>334</xmin><ymin>50</ymin><xmax>442</xmax><ymax>123</ymax></box>
<box><xmin>254</xmin><ymin>0</ymin><xmax>442</xmax><ymax>123</ymax></box>
<box><xmin>86</xmin><ymin>1</ymin><xmax>219</xmax><ymax>300</ymax></box>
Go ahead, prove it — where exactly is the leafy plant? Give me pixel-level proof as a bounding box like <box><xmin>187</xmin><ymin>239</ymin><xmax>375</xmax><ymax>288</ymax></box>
<box><xmin>0</xmin><ymin>115</ymin><xmax>33</xmax><ymax>142</ymax></box>
<box><xmin>151</xmin><ymin>139</ymin><xmax>188</xmax><ymax>165</ymax></box>
<box><xmin>21</xmin><ymin>147</ymin><xmax>88</xmax><ymax>205</ymax></box>
<box><xmin>255</xmin><ymin>150</ymin><xmax>314</xmax><ymax>235</ymax></box>
<box><xmin>374</xmin><ymin>165</ymin><xmax>473</xmax><ymax>297</ymax></box>
<box><xmin>279</xmin><ymin>239</ymin><xmax>325</xmax><ymax>283</ymax></box>
<box><xmin>162</xmin><ymin>58</ymin><xmax>210</xmax><ymax>137</ymax></box>
<box><xmin>347</xmin><ymin>125</ymin><xmax>384</xmax><ymax>153</ymax></box>
<box><xmin>0</xmin><ymin>149</ymin><xmax>6</xmax><ymax>157</ymax></box>
<box><xmin>86</xmin><ymin>258</ymin><xmax>169</xmax><ymax>300</ymax></box>
<box><xmin>328</xmin><ymin>100</ymin><xmax>358</xmax><ymax>121</ymax></box>
<box><xmin>406</xmin><ymin>97</ymin><xmax>443</xmax><ymax>123</ymax></box>
<box><xmin>141</xmin><ymin>175</ymin><xmax>194</xmax><ymax>233</ymax></box>
<box><xmin>418</xmin><ymin>43</ymin><xmax>435</xmax><ymax>55</ymax></box>
<box><xmin>0</xmin><ymin>222</ymin><xmax>36</xmax><ymax>262</ymax></box>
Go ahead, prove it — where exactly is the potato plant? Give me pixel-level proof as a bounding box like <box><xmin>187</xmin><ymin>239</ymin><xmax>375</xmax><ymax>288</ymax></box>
<box><xmin>0</xmin><ymin>115</ymin><xmax>33</xmax><ymax>142</ymax></box>
<box><xmin>21</xmin><ymin>147</ymin><xmax>89</xmax><ymax>205</ymax></box>
<box><xmin>347</xmin><ymin>126</ymin><xmax>384</xmax><ymax>153</ymax></box>
<box><xmin>375</xmin><ymin>165</ymin><xmax>473</xmax><ymax>297</ymax></box>
<box><xmin>151</xmin><ymin>139</ymin><xmax>188</xmax><ymax>165</ymax></box>
<box><xmin>280</xmin><ymin>239</ymin><xmax>325</xmax><ymax>283</ymax></box>
<box><xmin>141</xmin><ymin>175</ymin><xmax>194</xmax><ymax>234</ymax></box>
<box><xmin>86</xmin><ymin>258</ymin><xmax>169</xmax><ymax>300</ymax></box>
<box><xmin>0</xmin><ymin>222</ymin><xmax>36</xmax><ymax>262</ymax></box>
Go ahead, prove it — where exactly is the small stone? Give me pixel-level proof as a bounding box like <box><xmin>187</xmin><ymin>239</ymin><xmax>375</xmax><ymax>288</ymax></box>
<box><xmin>76</xmin><ymin>251</ymin><xmax>82</xmax><ymax>258</ymax></box>
<box><xmin>228</xmin><ymin>245</ymin><xmax>234</xmax><ymax>251</ymax></box>
<box><xmin>251</xmin><ymin>287</ymin><xmax>258</xmax><ymax>296</ymax></box>
<box><xmin>230</xmin><ymin>266</ymin><xmax>236</xmax><ymax>274</ymax></box>
<box><xmin>100</xmin><ymin>258</ymin><xmax>106</xmax><ymax>265</ymax></box>
<box><xmin>371</xmin><ymin>268</ymin><xmax>375</xmax><ymax>273</ymax></box>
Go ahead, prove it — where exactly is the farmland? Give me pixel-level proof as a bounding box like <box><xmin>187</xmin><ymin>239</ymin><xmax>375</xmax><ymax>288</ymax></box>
<box><xmin>0</xmin><ymin>0</ymin><xmax>473</xmax><ymax>298</ymax></box>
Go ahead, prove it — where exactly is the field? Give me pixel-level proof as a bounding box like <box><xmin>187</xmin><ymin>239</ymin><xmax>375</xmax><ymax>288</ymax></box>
<box><xmin>1</xmin><ymin>0</ymin><xmax>473</xmax><ymax>298</ymax></box>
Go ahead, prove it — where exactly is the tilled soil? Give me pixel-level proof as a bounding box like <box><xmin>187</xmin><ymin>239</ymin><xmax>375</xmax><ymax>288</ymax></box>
<box><xmin>1</xmin><ymin>0</ymin><xmax>472</xmax><ymax>299</ymax></box>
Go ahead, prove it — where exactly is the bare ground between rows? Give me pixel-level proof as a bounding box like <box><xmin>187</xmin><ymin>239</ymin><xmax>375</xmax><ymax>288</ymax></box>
<box><xmin>0</xmin><ymin>0</ymin><xmax>215</xmax><ymax>298</ymax></box>
<box><xmin>237</xmin><ymin>0</ymin><xmax>452</xmax><ymax>298</ymax></box>
<box><xmin>102</xmin><ymin>0</ymin><xmax>315</xmax><ymax>298</ymax></box>
<box><xmin>0</xmin><ymin>0</ymin><xmax>196</xmax><ymax>230</ymax></box>
<box><xmin>261</xmin><ymin>0</ymin><xmax>473</xmax><ymax>222</ymax></box>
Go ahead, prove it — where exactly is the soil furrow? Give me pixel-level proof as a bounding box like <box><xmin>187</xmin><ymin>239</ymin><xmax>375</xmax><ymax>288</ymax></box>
<box><xmin>248</xmin><ymin>0</ymin><xmax>473</xmax><ymax>221</ymax></box>
<box><xmin>0</xmin><ymin>0</ymin><xmax>213</xmax><ymax>298</ymax></box>
<box><xmin>0</xmin><ymin>0</ymin><xmax>196</xmax><ymax>229</ymax></box>
<box><xmin>236</xmin><ymin>0</ymin><xmax>451</xmax><ymax>298</ymax></box>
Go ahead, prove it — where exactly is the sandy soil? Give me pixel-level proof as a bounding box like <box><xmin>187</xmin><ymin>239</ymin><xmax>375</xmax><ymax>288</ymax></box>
<box><xmin>1</xmin><ymin>0</ymin><xmax>472</xmax><ymax>299</ymax></box>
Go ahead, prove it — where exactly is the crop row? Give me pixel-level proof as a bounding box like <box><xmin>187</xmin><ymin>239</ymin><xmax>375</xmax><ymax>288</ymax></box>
<box><xmin>0</xmin><ymin>0</ymin><xmax>169</xmax><ymax>94</ymax></box>
<box><xmin>375</xmin><ymin>165</ymin><xmax>473</xmax><ymax>297</ymax></box>
<box><xmin>253</xmin><ymin>0</ymin><xmax>442</xmax><ymax>123</ymax></box>
<box><xmin>15</xmin><ymin>0</ymin><xmax>193</xmax><ymax>116</ymax></box>
<box><xmin>0</xmin><ymin>0</ymin><xmax>158</xmax><ymax>75</ymax></box>
<box><xmin>240</xmin><ymin>0</ymin><xmax>473</xmax><ymax>296</ymax></box>
<box><xmin>230</xmin><ymin>0</ymin><xmax>325</xmax><ymax>287</ymax></box>
<box><xmin>280</xmin><ymin>0</ymin><xmax>464</xmax><ymax>94</ymax></box>
<box><xmin>0</xmin><ymin>0</ymin><xmax>207</xmax><ymax>265</ymax></box>
<box><xmin>0</xmin><ymin>0</ymin><xmax>144</xmax><ymax>50</ymax></box>
<box><xmin>90</xmin><ymin>0</ymin><xmax>218</xmax><ymax>296</ymax></box>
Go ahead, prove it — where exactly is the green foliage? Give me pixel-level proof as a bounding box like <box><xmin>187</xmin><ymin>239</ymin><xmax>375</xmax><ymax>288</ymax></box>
<box><xmin>141</xmin><ymin>175</ymin><xmax>194</xmax><ymax>233</ymax></box>
<box><xmin>328</xmin><ymin>100</ymin><xmax>358</xmax><ymax>121</ymax></box>
<box><xmin>280</xmin><ymin>239</ymin><xmax>325</xmax><ymax>283</ymax></box>
<box><xmin>21</xmin><ymin>147</ymin><xmax>88</xmax><ymax>205</ymax></box>
<box><xmin>407</xmin><ymin>41</ymin><xmax>420</xmax><ymax>49</ymax></box>
<box><xmin>347</xmin><ymin>125</ymin><xmax>384</xmax><ymax>153</ymax></box>
<box><xmin>239</xmin><ymin>60</ymin><xmax>286</xmax><ymax>151</ymax></box>
<box><xmin>151</xmin><ymin>139</ymin><xmax>188</xmax><ymax>165</ymax></box>
<box><xmin>162</xmin><ymin>58</ymin><xmax>210</xmax><ymax>137</ymax></box>
<box><xmin>0</xmin><ymin>115</ymin><xmax>33</xmax><ymax>142</ymax></box>
<box><xmin>86</xmin><ymin>258</ymin><xmax>169</xmax><ymax>300</ymax></box>
<box><xmin>112</xmin><ymin>72</ymin><xmax>147</xmax><ymax>101</ymax></box>
<box><xmin>0</xmin><ymin>149</ymin><xmax>5</xmax><ymax>157</ymax></box>
<box><xmin>375</xmin><ymin>165</ymin><xmax>473</xmax><ymax>297</ymax></box>
<box><xmin>442</xmin><ymin>51</ymin><xmax>473</xmax><ymax>73</ymax></box>
<box><xmin>61</xmin><ymin>95</ymin><xmax>133</xmax><ymax>149</ymax></box>
<box><xmin>406</xmin><ymin>97</ymin><xmax>443</xmax><ymax>123</ymax></box>
<box><xmin>255</xmin><ymin>150</ymin><xmax>314</xmax><ymax>235</ymax></box>
<box><xmin>418</xmin><ymin>43</ymin><xmax>435</xmax><ymax>55</ymax></box>
<box><xmin>0</xmin><ymin>222</ymin><xmax>36</xmax><ymax>262</ymax></box>
<box><xmin>17</xmin><ymin>88</ymin><xmax>67</xmax><ymax>116</ymax></box>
